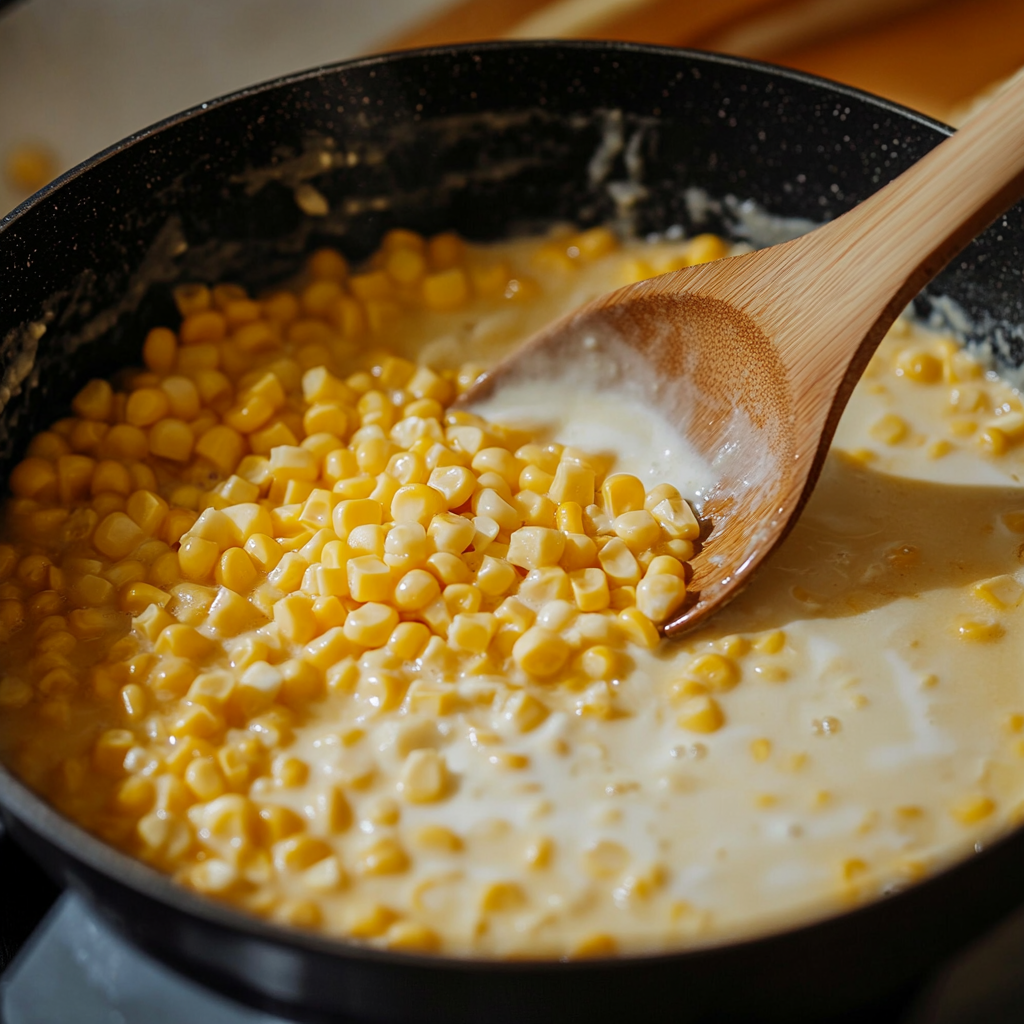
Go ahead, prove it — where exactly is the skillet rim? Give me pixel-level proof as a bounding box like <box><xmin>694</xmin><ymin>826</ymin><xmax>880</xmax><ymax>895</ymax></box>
<box><xmin>0</xmin><ymin>36</ymin><xmax>1019</xmax><ymax>979</ymax></box>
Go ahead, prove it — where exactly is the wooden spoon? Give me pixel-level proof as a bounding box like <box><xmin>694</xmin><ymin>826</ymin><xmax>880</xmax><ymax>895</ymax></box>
<box><xmin>460</xmin><ymin>70</ymin><xmax>1024</xmax><ymax>637</ymax></box>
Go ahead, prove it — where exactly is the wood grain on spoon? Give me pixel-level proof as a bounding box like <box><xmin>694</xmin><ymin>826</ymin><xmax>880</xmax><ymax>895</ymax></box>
<box><xmin>460</xmin><ymin>69</ymin><xmax>1024</xmax><ymax>637</ymax></box>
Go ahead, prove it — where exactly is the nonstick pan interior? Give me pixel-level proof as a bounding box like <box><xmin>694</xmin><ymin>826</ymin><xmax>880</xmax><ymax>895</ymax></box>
<box><xmin>2</xmin><ymin>40</ymin><xmax>1024</xmax><ymax>1024</ymax></box>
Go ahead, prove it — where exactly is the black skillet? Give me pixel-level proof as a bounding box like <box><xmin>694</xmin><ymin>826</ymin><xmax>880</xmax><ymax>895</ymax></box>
<box><xmin>1</xmin><ymin>40</ymin><xmax>1024</xmax><ymax>1024</ymax></box>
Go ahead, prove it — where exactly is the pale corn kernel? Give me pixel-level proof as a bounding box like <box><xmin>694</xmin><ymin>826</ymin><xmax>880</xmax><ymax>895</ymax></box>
<box><xmin>635</xmin><ymin>573</ymin><xmax>687</xmax><ymax>624</ymax></box>
<box><xmin>598</xmin><ymin>537</ymin><xmax>641</xmax><ymax>586</ymax></box>
<box><xmin>650</xmin><ymin>496</ymin><xmax>700</xmax><ymax>541</ymax></box>
<box><xmin>472</xmin><ymin>488</ymin><xmax>521</xmax><ymax>532</ymax></box>
<box><xmin>954</xmin><ymin>617</ymin><xmax>1005</xmax><ymax>643</ymax></box>
<box><xmin>475</xmin><ymin>555</ymin><xmax>517</xmax><ymax>597</ymax></box>
<box><xmin>502</xmin><ymin>690</ymin><xmax>549</xmax><ymax>732</ymax></box>
<box><xmin>347</xmin><ymin>524</ymin><xmax>387</xmax><ymax>558</ymax></box>
<box><xmin>398</xmin><ymin>748</ymin><xmax>448</xmax><ymax>803</ymax></box>
<box><xmin>428</xmin><ymin>512</ymin><xmax>476</xmax><ymax>554</ymax></box>
<box><xmin>677</xmin><ymin>694</ymin><xmax>724</xmax><ymax>733</ymax></box>
<box><xmin>357</xmin><ymin>837</ymin><xmax>409</xmax><ymax>875</ymax></box>
<box><xmin>950</xmin><ymin>795</ymin><xmax>996</xmax><ymax>825</ymax></box>
<box><xmin>570</xmin><ymin>567</ymin><xmax>610</xmax><ymax>612</ymax></box>
<box><xmin>507</xmin><ymin>526</ymin><xmax>566</xmax><ymax>570</ymax></box>
<box><xmin>518</xmin><ymin>566</ymin><xmax>572</xmax><ymax>607</ymax></box>
<box><xmin>870</xmin><ymin>413</ymin><xmax>909</xmax><ymax>445</ymax></box>
<box><xmin>972</xmin><ymin>574</ymin><xmax>1024</xmax><ymax>610</ymax></box>
<box><xmin>480</xmin><ymin>881</ymin><xmax>526</xmax><ymax>914</ymax></box>
<box><xmin>683</xmin><ymin>653</ymin><xmax>740</xmax><ymax>692</ymax></box>
<box><xmin>750</xmin><ymin>738</ymin><xmax>772</xmax><ymax>762</ymax></box>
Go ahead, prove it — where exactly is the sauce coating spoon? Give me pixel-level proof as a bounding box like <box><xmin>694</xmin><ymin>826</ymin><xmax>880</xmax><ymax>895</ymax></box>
<box><xmin>461</xmin><ymin>70</ymin><xmax>1024</xmax><ymax>637</ymax></box>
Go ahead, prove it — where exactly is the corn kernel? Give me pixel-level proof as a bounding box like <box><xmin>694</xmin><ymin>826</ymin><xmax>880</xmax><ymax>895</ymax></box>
<box><xmin>512</xmin><ymin>627</ymin><xmax>570</xmax><ymax>678</ymax></box>
<box><xmin>951</xmin><ymin>794</ymin><xmax>996</xmax><ymax>824</ymax></box>
<box><xmin>344</xmin><ymin>603</ymin><xmax>398</xmax><ymax>648</ymax></box>
<box><xmin>677</xmin><ymin>694</ymin><xmax>724</xmax><ymax>733</ymax></box>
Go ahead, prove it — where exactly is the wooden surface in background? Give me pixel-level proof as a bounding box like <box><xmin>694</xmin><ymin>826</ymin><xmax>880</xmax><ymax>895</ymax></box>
<box><xmin>385</xmin><ymin>0</ymin><xmax>1024</xmax><ymax>122</ymax></box>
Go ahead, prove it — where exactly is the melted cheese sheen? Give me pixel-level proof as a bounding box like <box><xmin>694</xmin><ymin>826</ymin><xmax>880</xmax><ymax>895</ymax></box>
<box><xmin>4</xmin><ymin>232</ymin><xmax>1024</xmax><ymax>958</ymax></box>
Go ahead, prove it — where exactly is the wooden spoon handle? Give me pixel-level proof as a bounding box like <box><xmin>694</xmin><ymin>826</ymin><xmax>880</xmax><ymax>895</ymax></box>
<box><xmin>775</xmin><ymin>67</ymin><xmax>1024</xmax><ymax>406</ymax></box>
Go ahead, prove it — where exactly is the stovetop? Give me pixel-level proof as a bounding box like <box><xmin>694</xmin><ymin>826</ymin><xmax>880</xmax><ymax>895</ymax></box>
<box><xmin>2</xmin><ymin>830</ymin><xmax>1023</xmax><ymax>1024</ymax></box>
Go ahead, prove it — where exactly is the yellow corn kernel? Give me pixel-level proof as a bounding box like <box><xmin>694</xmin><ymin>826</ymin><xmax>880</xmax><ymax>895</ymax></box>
<box><xmin>71</xmin><ymin>378</ymin><xmax>115</xmax><ymax>422</ymax></box>
<box><xmin>448</xmin><ymin>611</ymin><xmax>497</xmax><ymax>654</ymax></box>
<box><xmin>125</xmin><ymin>387</ymin><xmax>170</xmax><ymax>428</ymax></box>
<box><xmin>517</xmin><ymin>567</ymin><xmax>572</xmax><ymax>607</ymax></box>
<box><xmin>950</xmin><ymin>795</ymin><xmax>996</xmax><ymax>824</ymax></box>
<box><xmin>568</xmin><ymin>567</ymin><xmax>608</xmax><ymax>612</ymax></box>
<box><xmin>519</xmin><ymin>464</ymin><xmax>554</xmax><ymax>494</ymax></box>
<box><xmin>327</xmin><ymin>497</ymin><xmax>378</xmax><ymax>539</ymax></box>
<box><xmin>613</xmin><ymin>509</ymin><xmax>661</xmax><ymax>554</ymax></box>
<box><xmin>273</xmin><ymin>593</ymin><xmax>316</xmax><ymax>645</ymax></box>
<box><xmin>93</xmin><ymin>512</ymin><xmax>145</xmax><ymax>560</ymax></box>
<box><xmin>386</xmin><ymin>621</ymin><xmax>431</xmax><ymax>662</ymax></box>
<box><xmin>895</xmin><ymin>348</ymin><xmax>943</xmax><ymax>383</ymax></box>
<box><xmin>480</xmin><ymin>881</ymin><xmax>526</xmax><ymax>914</ymax></box>
<box><xmin>650</xmin><ymin>495</ymin><xmax>700</xmax><ymax>540</ymax></box>
<box><xmin>344</xmin><ymin>603</ymin><xmax>399</xmax><ymax>648</ymax></box>
<box><xmin>147</xmin><ymin>418</ymin><xmax>194</xmax><ymax>462</ymax></box>
<box><xmin>502</xmin><ymin>690</ymin><xmax>549</xmax><ymax>733</ymax></box>
<box><xmin>391</xmin><ymin>483</ymin><xmax>445</xmax><ymax>527</ymax></box>
<box><xmin>394</xmin><ymin>569</ymin><xmax>441</xmax><ymax>611</ymax></box>
<box><xmin>683</xmin><ymin>653</ymin><xmax>740</xmax><ymax>693</ymax></box>
<box><xmin>683</xmin><ymin>233</ymin><xmax>729</xmax><ymax>265</ymax></box>
<box><xmin>601</xmin><ymin>473</ymin><xmax>645</xmax><ymax>517</ymax></box>
<box><xmin>954</xmin><ymin>617</ymin><xmax>1005</xmax><ymax>643</ymax></box>
<box><xmin>750</xmin><ymin>737</ymin><xmax>772</xmax><ymax>762</ymax></box>
<box><xmin>207</xmin><ymin>587</ymin><xmax>259</xmax><ymax>637</ymax></box>
<box><xmin>428</xmin><ymin>513</ymin><xmax>476</xmax><ymax>555</ymax></box>
<box><xmin>9</xmin><ymin>457</ymin><xmax>58</xmax><ymax>501</ymax></box>
<box><xmin>91</xmin><ymin>460</ymin><xmax>132</xmax><ymax>497</ymax></box>
<box><xmin>184</xmin><ymin>756</ymin><xmax>226</xmax><ymax>801</ymax></box>
<box><xmin>397</xmin><ymin>748</ymin><xmax>448</xmax><ymax>803</ymax></box>
<box><xmin>155</xmin><ymin>623</ymin><xmax>214</xmax><ymax>660</ymax></box>
<box><xmin>422</xmin><ymin>267</ymin><xmax>470</xmax><ymax>310</ymax></box>
<box><xmin>635</xmin><ymin>572</ymin><xmax>687</xmax><ymax>623</ymax></box>
<box><xmin>870</xmin><ymin>413</ymin><xmax>909</xmax><ymax>445</ymax></box>
<box><xmin>195</xmin><ymin>425</ymin><xmax>246</xmax><ymax>476</ymax></box>
<box><xmin>357</xmin><ymin>837</ymin><xmax>409</xmax><ymax>876</ymax></box>
<box><xmin>617</xmin><ymin>606</ymin><xmax>660</xmax><ymax>649</ymax></box>
<box><xmin>972</xmin><ymin>574</ymin><xmax>1024</xmax><ymax>610</ymax></box>
<box><xmin>347</xmin><ymin>555</ymin><xmax>392</xmax><ymax>603</ymax></box>
<box><xmin>512</xmin><ymin>627</ymin><xmax>570</xmax><ymax>678</ymax></box>
<box><xmin>120</xmin><ymin>582</ymin><xmax>171</xmax><ymax>615</ymax></box>
<box><xmin>244</xmin><ymin>533</ymin><xmax>283</xmax><ymax>574</ymax></box>
<box><xmin>677</xmin><ymin>694</ymin><xmax>724</xmax><ymax>733</ymax></box>
<box><xmin>92</xmin><ymin>729</ymin><xmax>134</xmax><ymax>775</ymax></box>
<box><xmin>548</xmin><ymin>461</ymin><xmax>595</xmax><ymax>506</ymax></box>
<box><xmin>424</xmin><ymin>230</ymin><xmax>461</xmax><ymax>269</ymax></box>
<box><xmin>214</xmin><ymin>546</ymin><xmax>257</xmax><ymax>594</ymax></box>
<box><xmin>426</xmin><ymin>552</ymin><xmax>472</xmax><ymax>586</ymax></box>
<box><xmin>178</xmin><ymin>535</ymin><xmax>219</xmax><ymax>580</ymax></box>
<box><xmin>475</xmin><ymin>555</ymin><xmax>517</xmax><ymax>598</ymax></box>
